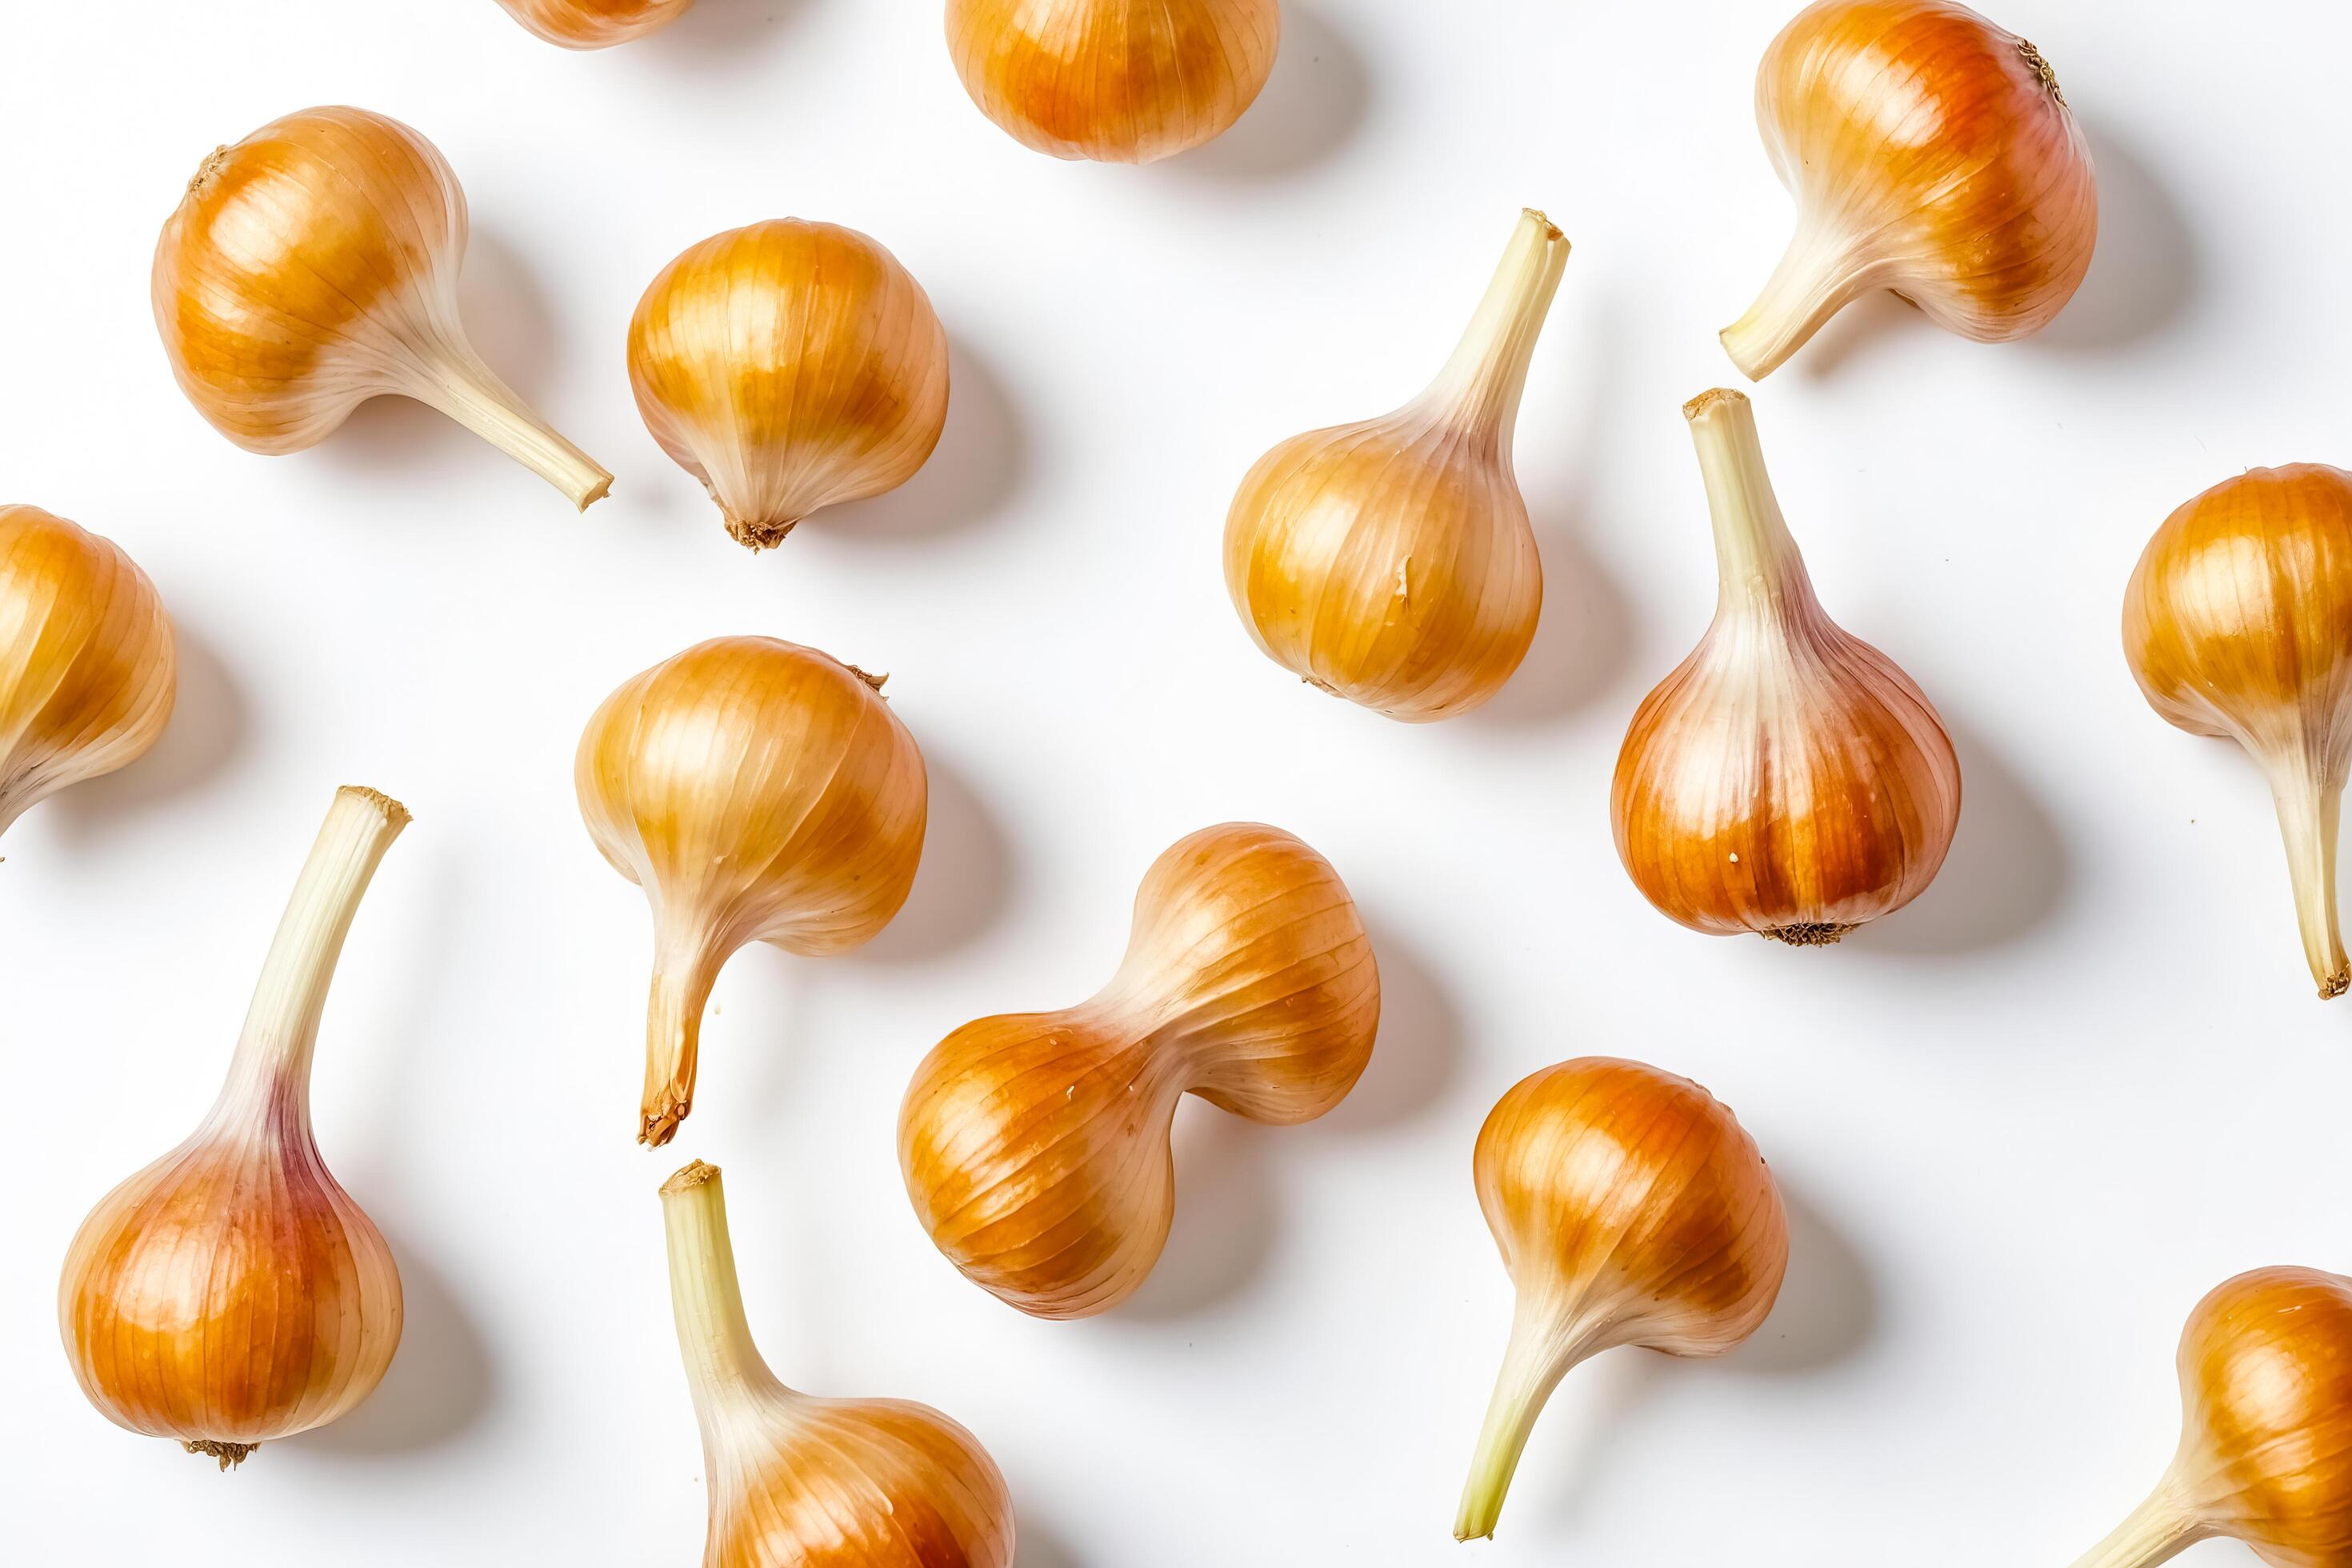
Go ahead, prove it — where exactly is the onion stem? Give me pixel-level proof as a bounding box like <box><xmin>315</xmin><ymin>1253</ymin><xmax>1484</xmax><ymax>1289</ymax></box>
<box><xmin>412</xmin><ymin>348</ymin><xmax>613</xmax><ymax>511</ymax></box>
<box><xmin>1683</xmin><ymin>388</ymin><xmax>1809</xmax><ymax>609</ymax></box>
<box><xmin>1719</xmin><ymin>219</ymin><xmax>1880</xmax><ymax>382</ymax></box>
<box><xmin>642</xmin><ymin>938</ymin><xmax>720</xmax><ymax>1147</ymax></box>
<box><xmin>2070</xmin><ymin>1490</ymin><xmax>2202</xmax><ymax>1568</ymax></box>
<box><xmin>661</xmin><ymin>1162</ymin><xmax>786</xmax><ymax>1415</ymax></box>
<box><xmin>1454</xmin><ymin>1309</ymin><xmax>1609</xmax><ymax>1542</ymax></box>
<box><xmin>1423</xmin><ymin>210</ymin><xmax>1570</xmax><ymax>439</ymax></box>
<box><xmin>2269</xmin><ymin>762</ymin><xmax>2350</xmax><ymax>998</ymax></box>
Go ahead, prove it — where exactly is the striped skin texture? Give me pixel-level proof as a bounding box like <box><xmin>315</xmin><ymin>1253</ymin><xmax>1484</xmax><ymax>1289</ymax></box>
<box><xmin>1612</xmin><ymin>391</ymin><xmax>1958</xmax><ymax>945</ymax></box>
<box><xmin>1455</xmin><ymin>1058</ymin><xmax>1786</xmax><ymax>1541</ymax></box>
<box><xmin>898</xmin><ymin>823</ymin><xmax>1379</xmax><ymax>1319</ymax></box>
<box><xmin>629</xmin><ymin>222</ymin><xmax>950</xmax><ymax>550</ymax></box>
<box><xmin>577</xmin><ymin>637</ymin><xmax>928</xmax><ymax>1146</ymax></box>
<box><xmin>664</xmin><ymin>1165</ymin><xmax>1015</xmax><ymax>1567</ymax></box>
<box><xmin>946</xmin><ymin>0</ymin><xmax>1279</xmax><ymax>164</ymax></box>
<box><xmin>0</xmin><ymin>507</ymin><xmax>176</xmax><ymax>839</ymax></box>
<box><xmin>154</xmin><ymin>107</ymin><xmax>609</xmax><ymax>506</ymax></box>
<box><xmin>2074</xmin><ymin>1269</ymin><xmax>2352</xmax><ymax>1568</ymax></box>
<box><xmin>2123</xmin><ymin>466</ymin><xmax>2352</xmax><ymax>1000</ymax></box>
<box><xmin>1224</xmin><ymin>211</ymin><xmax>1563</xmax><ymax>722</ymax></box>
<box><xmin>495</xmin><ymin>0</ymin><xmax>695</xmax><ymax>48</ymax></box>
<box><xmin>1722</xmin><ymin>0</ymin><xmax>2097</xmax><ymax>378</ymax></box>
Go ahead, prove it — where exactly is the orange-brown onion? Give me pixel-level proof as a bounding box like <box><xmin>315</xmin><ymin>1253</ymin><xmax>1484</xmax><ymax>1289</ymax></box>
<box><xmin>662</xmin><ymin>1162</ymin><xmax>1016</xmax><ymax>1567</ymax></box>
<box><xmin>899</xmin><ymin>823</ymin><xmax>1378</xmax><ymax>1318</ymax></box>
<box><xmin>628</xmin><ymin>220</ymin><xmax>950</xmax><ymax>551</ymax></box>
<box><xmin>1454</xmin><ymin>1058</ymin><xmax>1787</xmax><ymax>1542</ymax></box>
<box><xmin>945</xmin><ymin>0</ymin><xmax>1281</xmax><ymax>163</ymax></box>
<box><xmin>0</xmin><ymin>506</ymin><xmax>177</xmax><ymax>839</ymax></box>
<box><xmin>495</xmin><ymin>0</ymin><xmax>694</xmax><ymax>48</ymax></box>
<box><xmin>154</xmin><ymin>106</ymin><xmax>611</xmax><ymax>508</ymax></box>
<box><xmin>2124</xmin><ymin>466</ymin><xmax>2352</xmax><ymax>1000</ymax></box>
<box><xmin>58</xmin><ymin>787</ymin><xmax>408</xmax><ymax>1468</ymax></box>
<box><xmin>1224</xmin><ymin>210</ymin><xmax>1564</xmax><ymax>722</ymax></box>
<box><xmin>1613</xmin><ymin>390</ymin><xmax>1960</xmax><ymax>945</ymax></box>
<box><xmin>1721</xmin><ymin>0</ymin><xmax>2098</xmax><ymax>379</ymax></box>
<box><xmin>578</xmin><ymin>638</ymin><xmax>927</xmax><ymax>1146</ymax></box>
<box><xmin>2070</xmin><ymin>1266</ymin><xmax>2352</xmax><ymax>1568</ymax></box>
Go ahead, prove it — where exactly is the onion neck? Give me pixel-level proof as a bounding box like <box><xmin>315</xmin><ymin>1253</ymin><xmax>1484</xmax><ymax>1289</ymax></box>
<box><xmin>1720</xmin><ymin>212</ymin><xmax>1879</xmax><ymax>382</ymax></box>
<box><xmin>642</xmin><ymin>923</ymin><xmax>725</xmax><ymax>1147</ymax></box>
<box><xmin>407</xmin><ymin>341</ymin><xmax>613</xmax><ymax>511</ymax></box>
<box><xmin>1454</xmin><ymin>1300</ymin><xmax>1618</xmax><ymax>1542</ymax></box>
<box><xmin>2070</xmin><ymin>1489</ymin><xmax>2204</xmax><ymax>1568</ymax></box>
<box><xmin>2266</xmin><ymin>760</ymin><xmax>2350</xmax><ymax>999</ymax></box>
<box><xmin>210</xmin><ymin>786</ymin><xmax>410</xmax><ymax>1136</ymax></box>
<box><xmin>1418</xmin><ymin>209</ymin><xmax>1570</xmax><ymax>444</ymax></box>
<box><xmin>661</xmin><ymin>1162</ymin><xmax>793</xmax><ymax>1426</ymax></box>
<box><xmin>1684</xmin><ymin>388</ymin><xmax>1812</xmax><ymax>618</ymax></box>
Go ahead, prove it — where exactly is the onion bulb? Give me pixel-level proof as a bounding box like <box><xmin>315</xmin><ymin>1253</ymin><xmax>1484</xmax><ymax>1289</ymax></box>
<box><xmin>578</xmin><ymin>638</ymin><xmax>927</xmax><ymax>1146</ymax></box>
<box><xmin>1612</xmin><ymin>390</ymin><xmax>1961</xmax><ymax>945</ymax></box>
<box><xmin>154</xmin><ymin>106</ymin><xmax>612</xmax><ymax>509</ymax></box>
<box><xmin>1455</xmin><ymin>1057</ymin><xmax>1787</xmax><ymax>1542</ymax></box>
<box><xmin>0</xmin><ymin>506</ymin><xmax>177</xmax><ymax>842</ymax></box>
<box><xmin>1721</xmin><ymin>0</ymin><xmax>2098</xmax><ymax>379</ymax></box>
<box><xmin>1224</xmin><ymin>210</ymin><xmax>1564</xmax><ymax>722</ymax></box>
<box><xmin>662</xmin><ymin>1161</ymin><xmax>1017</xmax><ymax>1567</ymax></box>
<box><xmin>628</xmin><ymin>220</ymin><xmax>951</xmax><ymax>551</ymax></box>
<box><xmin>496</xmin><ymin>0</ymin><xmax>694</xmax><ymax>47</ymax></box>
<box><xmin>899</xmin><ymin>822</ymin><xmax>1378</xmax><ymax>1318</ymax></box>
<box><xmin>58</xmin><ymin>786</ymin><xmax>409</xmax><ymax>1467</ymax></box>
<box><xmin>2125</xmin><ymin>466</ymin><xmax>2352</xmax><ymax>1000</ymax></box>
<box><xmin>2071</xmin><ymin>1266</ymin><xmax>2352</xmax><ymax>1568</ymax></box>
<box><xmin>945</xmin><ymin>0</ymin><xmax>1281</xmax><ymax>164</ymax></box>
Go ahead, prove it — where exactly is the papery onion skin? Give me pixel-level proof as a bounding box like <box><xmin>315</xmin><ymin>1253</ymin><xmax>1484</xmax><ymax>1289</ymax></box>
<box><xmin>629</xmin><ymin>220</ymin><xmax>951</xmax><ymax>551</ymax></box>
<box><xmin>1721</xmin><ymin>0</ymin><xmax>2098</xmax><ymax>380</ymax></box>
<box><xmin>2124</xmin><ymin>466</ymin><xmax>2352</xmax><ymax>1001</ymax></box>
<box><xmin>58</xmin><ymin>787</ymin><xmax>409</xmax><ymax>1468</ymax></box>
<box><xmin>899</xmin><ymin>822</ymin><xmax>1378</xmax><ymax>1319</ymax></box>
<box><xmin>0</xmin><ymin>506</ymin><xmax>177</xmax><ymax>840</ymax></box>
<box><xmin>2070</xmin><ymin>1266</ymin><xmax>2352</xmax><ymax>1568</ymax></box>
<box><xmin>945</xmin><ymin>0</ymin><xmax>1281</xmax><ymax>164</ymax></box>
<box><xmin>1613</xmin><ymin>390</ymin><xmax>1960</xmax><ymax>945</ymax></box>
<box><xmin>1456</xmin><ymin>1057</ymin><xmax>1786</xmax><ymax>1542</ymax></box>
<box><xmin>663</xmin><ymin>1162</ymin><xmax>1018</xmax><ymax>1568</ymax></box>
<box><xmin>155</xmin><ymin>106</ymin><xmax>612</xmax><ymax>508</ymax></box>
<box><xmin>578</xmin><ymin>638</ymin><xmax>927</xmax><ymax>1146</ymax></box>
<box><xmin>1224</xmin><ymin>210</ymin><xmax>1562</xmax><ymax>722</ymax></box>
<box><xmin>496</xmin><ymin>0</ymin><xmax>694</xmax><ymax>48</ymax></box>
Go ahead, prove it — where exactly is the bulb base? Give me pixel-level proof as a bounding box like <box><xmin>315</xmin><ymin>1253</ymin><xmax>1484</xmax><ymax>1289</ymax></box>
<box><xmin>1766</xmin><ymin>922</ymin><xmax>1854</xmax><ymax>947</ymax></box>
<box><xmin>182</xmin><ymin>1439</ymin><xmax>258</xmax><ymax>1470</ymax></box>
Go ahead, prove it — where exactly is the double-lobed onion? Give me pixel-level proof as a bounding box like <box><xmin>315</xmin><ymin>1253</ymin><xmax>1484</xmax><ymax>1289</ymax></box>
<box><xmin>155</xmin><ymin>106</ymin><xmax>612</xmax><ymax>509</ymax></box>
<box><xmin>1225</xmin><ymin>210</ymin><xmax>1565</xmax><ymax>722</ymax></box>
<box><xmin>495</xmin><ymin>0</ymin><xmax>694</xmax><ymax>48</ymax></box>
<box><xmin>0</xmin><ymin>506</ymin><xmax>177</xmax><ymax>842</ymax></box>
<box><xmin>1613</xmin><ymin>390</ymin><xmax>1961</xmax><ymax>945</ymax></box>
<box><xmin>662</xmin><ymin>1162</ymin><xmax>1016</xmax><ymax>1566</ymax></box>
<box><xmin>58</xmin><ymin>787</ymin><xmax>410</xmax><ymax>1468</ymax></box>
<box><xmin>1722</xmin><ymin>0</ymin><xmax>2098</xmax><ymax>379</ymax></box>
<box><xmin>578</xmin><ymin>637</ymin><xmax>927</xmax><ymax>1146</ymax></box>
<box><xmin>628</xmin><ymin>221</ymin><xmax>951</xmax><ymax>552</ymax></box>
<box><xmin>899</xmin><ymin>822</ymin><xmax>1378</xmax><ymax>1318</ymax></box>
<box><xmin>2125</xmin><ymin>465</ymin><xmax>2352</xmax><ymax>999</ymax></box>
<box><xmin>945</xmin><ymin>0</ymin><xmax>1282</xmax><ymax>164</ymax></box>
<box><xmin>2071</xmin><ymin>1266</ymin><xmax>2352</xmax><ymax>1567</ymax></box>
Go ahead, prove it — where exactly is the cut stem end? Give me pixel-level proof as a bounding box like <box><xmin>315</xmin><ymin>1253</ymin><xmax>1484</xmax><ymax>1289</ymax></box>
<box><xmin>1766</xmin><ymin>922</ymin><xmax>1854</xmax><ymax>947</ymax></box>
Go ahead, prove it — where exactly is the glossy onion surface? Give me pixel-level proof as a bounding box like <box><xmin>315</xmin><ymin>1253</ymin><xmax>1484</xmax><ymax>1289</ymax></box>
<box><xmin>497</xmin><ymin>0</ymin><xmax>695</xmax><ymax>47</ymax></box>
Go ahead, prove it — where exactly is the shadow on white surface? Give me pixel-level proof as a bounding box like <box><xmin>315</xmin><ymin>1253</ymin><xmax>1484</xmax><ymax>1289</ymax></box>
<box><xmin>1850</xmin><ymin>718</ymin><xmax>2070</xmax><ymax>956</ymax></box>
<box><xmin>2033</xmin><ymin>133</ymin><xmax>2199</xmax><ymax>354</ymax></box>
<box><xmin>305</xmin><ymin>1239</ymin><xmax>496</xmax><ymax>1456</ymax></box>
<box><xmin>1727</xmin><ymin>1186</ymin><xmax>1878</xmax><ymax>1377</ymax></box>
<box><xmin>1015</xmin><ymin>1518</ymin><xmax>1085</xmax><ymax>1568</ymax></box>
<box><xmin>857</xmin><ymin>751</ymin><xmax>1014</xmax><ymax>966</ymax></box>
<box><xmin>49</xmin><ymin>620</ymin><xmax>245</xmax><ymax>840</ymax></box>
<box><xmin>1119</xmin><ymin>1105</ymin><xmax>1276</xmax><ymax>1321</ymax></box>
<box><xmin>1166</xmin><ymin>5</ymin><xmax>1370</xmax><ymax>182</ymax></box>
<box><xmin>1325</xmin><ymin>921</ymin><xmax>1460</xmax><ymax>1132</ymax></box>
<box><xmin>642</xmin><ymin>0</ymin><xmax>814</xmax><ymax>68</ymax></box>
<box><xmin>826</xmin><ymin>338</ymin><xmax>1030</xmax><ymax>543</ymax></box>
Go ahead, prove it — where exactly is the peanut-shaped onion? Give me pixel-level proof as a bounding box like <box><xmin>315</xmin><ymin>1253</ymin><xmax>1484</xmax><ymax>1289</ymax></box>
<box><xmin>898</xmin><ymin>823</ymin><xmax>1379</xmax><ymax>1318</ymax></box>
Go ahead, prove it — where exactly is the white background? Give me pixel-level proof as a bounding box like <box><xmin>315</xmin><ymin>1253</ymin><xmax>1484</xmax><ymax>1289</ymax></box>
<box><xmin>1</xmin><ymin>1</ymin><xmax>2344</xmax><ymax>1562</ymax></box>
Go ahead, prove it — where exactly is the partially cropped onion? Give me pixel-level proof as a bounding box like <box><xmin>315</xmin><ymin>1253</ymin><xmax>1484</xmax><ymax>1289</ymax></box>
<box><xmin>495</xmin><ymin>0</ymin><xmax>694</xmax><ymax>48</ymax></box>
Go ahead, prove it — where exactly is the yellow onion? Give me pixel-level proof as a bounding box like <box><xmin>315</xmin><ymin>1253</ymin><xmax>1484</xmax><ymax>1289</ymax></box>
<box><xmin>578</xmin><ymin>637</ymin><xmax>927</xmax><ymax>1145</ymax></box>
<box><xmin>496</xmin><ymin>0</ymin><xmax>694</xmax><ymax>48</ymax></box>
<box><xmin>628</xmin><ymin>220</ymin><xmax>951</xmax><ymax>551</ymax></box>
<box><xmin>58</xmin><ymin>787</ymin><xmax>409</xmax><ymax>1467</ymax></box>
<box><xmin>899</xmin><ymin>823</ymin><xmax>1378</xmax><ymax>1318</ymax></box>
<box><xmin>0</xmin><ymin>506</ymin><xmax>177</xmax><ymax>840</ymax></box>
<box><xmin>154</xmin><ymin>106</ymin><xmax>611</xmax><ymax>508</ymax></box>
<box><xmin>945</xmin><ymin>0</ymin><xmax>1282</xmax><ymax>164</ymax></box>
<box><xmin>1722</xmin><ymin>0</ymin><xmax>2098</xmax><ymax>379</ymax></box>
